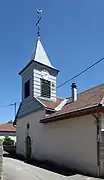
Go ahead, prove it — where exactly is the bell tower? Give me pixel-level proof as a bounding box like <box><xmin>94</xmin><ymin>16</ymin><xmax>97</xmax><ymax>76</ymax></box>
<box><xmin>19</xmin><ymin>10</ymin><xmax>59</xmax><ymax>102</ymax></box>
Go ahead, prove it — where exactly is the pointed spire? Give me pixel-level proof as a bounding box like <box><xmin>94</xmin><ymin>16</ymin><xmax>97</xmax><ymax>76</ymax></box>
<box><xmin>31</xmin><ymin>9</ymin><xmax>42</xmax><ymax>61</ymax></box>
<box><xmin>34</xmin><ymin>39</ymin><xmax>54</xmax><ymax>68</ymax></box>
<box><xmin>31</xmin><ymin>9</ymin><xmax>55</xmax><ymax>69</ymax></box>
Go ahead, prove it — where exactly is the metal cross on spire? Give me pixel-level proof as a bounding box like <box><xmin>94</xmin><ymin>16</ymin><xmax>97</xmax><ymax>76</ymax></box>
<box><xmin>36</xmin><ymin>9</ymin><xmax>42</xmax><ymax>39</ymax></box>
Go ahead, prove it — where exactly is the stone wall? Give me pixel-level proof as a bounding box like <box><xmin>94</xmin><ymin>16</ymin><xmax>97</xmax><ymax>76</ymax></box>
<box><xmin>0</xmin><ymin>142</ymin><xmax>3</xmax><ymax>180</ymax></box>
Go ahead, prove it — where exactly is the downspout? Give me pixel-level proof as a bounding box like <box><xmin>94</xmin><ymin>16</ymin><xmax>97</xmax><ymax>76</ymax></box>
<box><xmin>92</xmin><ymin>114</ymin><xmax>100</xmax><ymax>178</ymax></box>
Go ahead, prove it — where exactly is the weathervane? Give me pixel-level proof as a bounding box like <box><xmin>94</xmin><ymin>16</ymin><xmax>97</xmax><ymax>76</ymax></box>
<box><xmin>36</xmin><ymin>9</ymin><xmax>42</xmax><ymax>39</ymax></box>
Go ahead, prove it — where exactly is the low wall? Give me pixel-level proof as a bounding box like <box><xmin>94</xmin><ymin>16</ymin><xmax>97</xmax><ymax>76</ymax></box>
<box><xmin>3</xmin><ymin>145</ymin><xmax>16</xmax><ymax>155</ymax></box>
<box><xmin>0</xmin><ymin>142</ymin><xmax>3</xmax><ymax>180</ymax></box>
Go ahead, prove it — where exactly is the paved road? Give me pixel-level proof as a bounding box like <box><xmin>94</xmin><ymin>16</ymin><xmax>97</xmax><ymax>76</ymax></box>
<box><xmin>3</xmin><ymin>157</ymin><xmax>70</xmax><ymax>180</ymax></box>
<box><xmin>3</xmin><ymin>157</ymin><xmax>100</xmax><ymax>180</ymax></box>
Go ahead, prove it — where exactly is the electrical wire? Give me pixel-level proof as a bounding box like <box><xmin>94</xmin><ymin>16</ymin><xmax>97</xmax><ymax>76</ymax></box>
<box><xmin>0</xmin><ymin>103</ymin><xmax>15</xmax><ymax>107</ymax></box>
<box><xmin>0</xmin><ymin>57</ymin><xmax>104</xmax><ymax>108</ymax></box>
<box><xmin>56</xmin><ymin>57</ymin><xmax>104</xmax><ymax>89</ymax></box>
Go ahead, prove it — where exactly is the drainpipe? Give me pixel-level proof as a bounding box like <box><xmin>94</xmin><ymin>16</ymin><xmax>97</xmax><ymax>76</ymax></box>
<box><xmin>92</xmin><ymin>114</ymin><xmax>100</xmax><ymax>178</ymax></box>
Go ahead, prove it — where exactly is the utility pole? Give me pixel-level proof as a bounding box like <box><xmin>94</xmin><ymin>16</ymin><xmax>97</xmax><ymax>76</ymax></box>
<box><xmin>14</xmin><ymin>102</ymin><xmax>16</xmax><ymax>118</ymax></box>
<box><xmin>9</xmin><ymin>102</ymin><xmax>17</xmax><ymax>120</ymax></box>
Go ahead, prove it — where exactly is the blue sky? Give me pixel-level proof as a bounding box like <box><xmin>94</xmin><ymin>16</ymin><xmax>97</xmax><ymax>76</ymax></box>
<box><xmin>0</xmin><ymin>0</ymin><xmax>104</xmax><ymax>122</ymax></box>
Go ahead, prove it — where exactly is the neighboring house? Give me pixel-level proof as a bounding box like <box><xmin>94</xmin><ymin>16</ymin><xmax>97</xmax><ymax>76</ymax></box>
<box><xmin>0</xmin><ymin>124</ymin><xmax>16</xmax><ymax>142</ymax></box>
<box><xmin>14</xmin><ymin>26</ymin><xmax>104</xmax><ymax>178</ymax></box>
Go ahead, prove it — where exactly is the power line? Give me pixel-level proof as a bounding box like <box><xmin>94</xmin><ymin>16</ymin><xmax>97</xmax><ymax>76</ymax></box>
<box><xmin>57</xmin><ymin>57</ymin><xmax>104</xmax><ymax>89</ymax></box>
<box><xmin>0</xmin><ymin>102</ymin><xmax>17</xmax><ymax>120</ymax></box>
<box><xmin>0</xmin><ymin>101</ymin><xmax>20</xmax><ymax>108</ymax></box>
<box><xmin>0</xmin><ymin>57</ymin><xmax>104</xmax><ymax>109</ymax></box>
<box><xmin>0</xmin><ymin>103</ymin><xmax>15</xmax><ymax>107</ymax></box>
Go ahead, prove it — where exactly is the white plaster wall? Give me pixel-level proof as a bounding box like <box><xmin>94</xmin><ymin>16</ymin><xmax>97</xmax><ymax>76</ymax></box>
<box><xmin>99</xmin><ymin>113</ymin><xmax>104</xmax><ymax>177</ymax></box>
<box><xmin>16</xmin><ymin>117</ymin><xmax>26</xmax><ymax>155</ymax></box>
<box><xmin>16</xmin><ymin>109</ymin><xmax>45</xmax><ymax>156</ymax></box>
<box><xmin>100</xmin><ymin>113</ymin><xmax>104</xmax><ymax>130</ymax></box>
<box><xmin>16</xmin><ymin>112</ymin><xmax>97</xmax><ymax>176</ymax></box>
<box><xmin>38</xmin><ymin>115</ymin><xmax>97</xmax><ymax>176</ymax></box>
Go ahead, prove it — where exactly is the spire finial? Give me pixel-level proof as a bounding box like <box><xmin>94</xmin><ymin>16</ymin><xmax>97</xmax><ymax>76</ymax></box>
<box><xmin>36</xmin><ymin>9</ymin><xmax>42</xmax><ymax>39</ymax></box>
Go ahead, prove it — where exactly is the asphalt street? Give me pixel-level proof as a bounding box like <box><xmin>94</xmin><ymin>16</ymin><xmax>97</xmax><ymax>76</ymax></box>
<box><xmin>3</xmin><ymin>157</ymin><xmax>70</xmax><ymax>180</ymax></box>
<box><xmin>3</xmin><ymin>156</ymin><xmax>100</xmax><ymax>180</ymax></box>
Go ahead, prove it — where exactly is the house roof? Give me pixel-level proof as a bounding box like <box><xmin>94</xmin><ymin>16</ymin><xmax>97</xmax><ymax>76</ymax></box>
<box><xmin>0</xmin><ymin>124</ymin><xmax>16</xmax><ymax>132</ymax></box>
<box><xmin>13</xmin><ymin>97</ymin><xmax>64</xmax><ymax>125</ymax></box>
<box><xmin>40</xmin><ymin>84</ymin><xmax>104</xmax><ymax>123</ymax></box>
<box><xmin>37</xmin><ymin>97</ymin><xmax>64</xmax><ymax>110</ymax></box>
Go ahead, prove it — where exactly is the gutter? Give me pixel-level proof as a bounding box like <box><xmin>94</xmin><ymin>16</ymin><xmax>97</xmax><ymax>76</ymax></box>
<box><xmin>40</xmin><ymin>105</ymin><xmax>104</xmax><ymax>123</ymax></box>
<box><xmin>92</xmin><ymin>114</ymin><xmax>100</xmax><ymax>178</ymax></box>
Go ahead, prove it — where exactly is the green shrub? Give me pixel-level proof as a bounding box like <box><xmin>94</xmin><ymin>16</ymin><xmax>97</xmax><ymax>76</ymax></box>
<box><xmin>3</xmin><ymin>136</ymin><xmax>14</xmax><ymax>145</ymax></box>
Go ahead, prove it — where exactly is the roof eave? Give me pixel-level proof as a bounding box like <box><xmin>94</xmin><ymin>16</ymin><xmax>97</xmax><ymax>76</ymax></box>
<box><xmin>0</xmin><ymin>131</ymin><xmax>16</xmax><ymax>133</ymax></box>
<box><xmin>13</xmin><ymin>102</ymin><xmax>22</xmax><ymax>126</ymax></box>
<box><xmin>19</xmin><ymin>60</ymin><xmax>59</xmax><ymax>76</ymax></box>
<box><xmin>19</xmin><ymin>60</ymin><xmax>34</xmax><ymax>75</ymax></box>
<box><xmin>40</xmin><ymin>105</ymin><xmax>104</xmax><ymax>124</ymax></box>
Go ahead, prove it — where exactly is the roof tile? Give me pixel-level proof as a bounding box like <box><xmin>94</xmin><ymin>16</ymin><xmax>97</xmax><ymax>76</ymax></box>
<box><xmin>37</xmin><ymin>97</ymin><xmax>64</xmax><ymax>109</ymax></box>
<box><xmin>0</xmin><ymin>124</ymin><xmax>16</xmax><ymax>132</ymax></box>
<box><xmin>41</xmin><ymin>84</ymin><xmax>104</xmax><ymax>121</ymax></box>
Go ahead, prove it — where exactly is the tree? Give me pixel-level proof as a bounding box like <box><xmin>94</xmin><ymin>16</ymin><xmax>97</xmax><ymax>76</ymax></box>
<box><xmin>6</xmin><ymin>120</ymin><xmax>13</xmax><ymax>124</ymax></box>
<box><xmin>3</xmin><ymin>136</ymin><xmax>14</xmax><ymax>145</ymax></box>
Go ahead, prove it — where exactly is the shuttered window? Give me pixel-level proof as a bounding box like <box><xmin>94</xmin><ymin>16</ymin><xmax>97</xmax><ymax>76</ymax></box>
<box><xmin>41</xmin><ymin>79</ymin><xmax>51</xmax><ymax>98</ymax></box>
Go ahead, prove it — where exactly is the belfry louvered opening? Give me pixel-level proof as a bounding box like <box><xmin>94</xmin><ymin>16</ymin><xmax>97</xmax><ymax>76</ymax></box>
<box><xmin>41</xmin><ymin>79</ymin><xmax>51</xmax><ymax>98</ymax></box>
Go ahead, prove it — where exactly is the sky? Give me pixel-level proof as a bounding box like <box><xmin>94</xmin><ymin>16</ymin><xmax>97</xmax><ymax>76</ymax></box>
<box><xmin>0</xmin><ymin>0</ymin><xmax>104</xmax><ymax>122</ymax></box>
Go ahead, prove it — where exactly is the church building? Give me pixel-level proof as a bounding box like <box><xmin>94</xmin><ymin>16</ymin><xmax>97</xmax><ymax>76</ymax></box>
<box><xmin>14</xmin><ymin>10</ymin><xmax>67</xmax><ymax>160</ymax></box>
<box><xmin>14</xmin><ymin>11</ymin><xmax>104</xmax><ymax>178</ymax></box>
